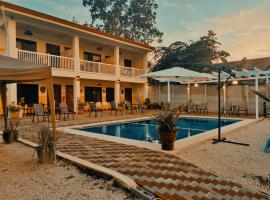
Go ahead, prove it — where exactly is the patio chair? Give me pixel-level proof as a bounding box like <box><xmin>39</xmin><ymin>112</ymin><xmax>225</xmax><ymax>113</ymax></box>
<box><xmin>32</xmin><ymin>104</ymin><xmax>49</xmax><ymax>122</ymax></box>
<box><xmin>58</xmin><ymin>103</ymin><xmax>75</xmax><ymax>121</ymax></box>
<box><xmin>197</xmin><ymin>103</ymin><xmax>208</xmax><ymax>114</ymax></box>
<box><xmin>222</xmin><ymin>104</ymin><xmax>232</xmax><ymax>115</ymax></box>
<box><xmin>137</xmin><ymin>103</ymin><xmax>144</xmax><ymax>114</ymax></box>
<box><xmin>237</xmin><ymin>104</ymin><xmax>248</xmax><ymax>116</ymax></box>
<box><xmin>110</xmin><ymin>101</ymin><xmax>123</xmax><ymax>116</ymax></box>
<box><xmin>89</xmin><ymin>102</ymin><xmax>103</xmax><ymax>118</ymax></box>
<box><xmin>124</xmin><ymin>101</ymin><xmax>136</xmax><ymax>114</ymax></box>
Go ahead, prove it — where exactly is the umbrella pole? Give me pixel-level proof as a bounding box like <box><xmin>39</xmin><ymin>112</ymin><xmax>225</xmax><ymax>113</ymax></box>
<box><xmin>0</xmin><ymin>82</ymin><xmax>8</xmax><ymax>131</ymax></box>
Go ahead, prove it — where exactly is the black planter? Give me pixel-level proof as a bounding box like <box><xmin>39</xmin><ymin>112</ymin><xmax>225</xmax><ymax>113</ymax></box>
<box><xmin>2</xmin><ymin>130</ymin><xmax>13</xmax><ymax>144</ymax></box>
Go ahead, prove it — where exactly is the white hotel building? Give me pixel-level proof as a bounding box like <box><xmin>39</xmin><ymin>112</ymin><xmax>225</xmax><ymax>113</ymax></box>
<box><xmin>0</xmin><ymin>1</ymin><xmax>153</xmax><ymax>113</ymax></box>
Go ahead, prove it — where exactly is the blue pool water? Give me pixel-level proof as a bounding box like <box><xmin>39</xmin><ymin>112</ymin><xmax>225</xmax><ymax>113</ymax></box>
<box><xmin>75</xmin><ymin>118</ymin><xmax>240</xmax><ymax>143</ymax></box>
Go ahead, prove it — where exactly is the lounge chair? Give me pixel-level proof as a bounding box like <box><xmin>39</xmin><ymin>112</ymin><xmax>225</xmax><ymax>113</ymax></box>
<box><xmin>110</xmin><ymin>101</ymin><xmax>123</xmax><ymax>116</ymax></box>
<box><xmin>89</xmin><ymin>102</ymin><xmax>103</xmax><ymax>117</ymax></box>
<box><xmin>32</xmin><ymin>104</ymin><xmax>49</xmax><ymax>122</ymax></box>
<box><xmin>137</xmin><ymin>103</ymin><xmax>144</xmax><ymax>114</ymax></box>
<box><xmin>59</xmin><ymin>103</ymin><xmax>75</xmax><ymax>121</ymax></box>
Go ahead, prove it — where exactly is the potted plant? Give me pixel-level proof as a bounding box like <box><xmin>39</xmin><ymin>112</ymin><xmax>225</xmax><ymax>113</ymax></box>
<box><xmin>36</xmin><ymin>125</ymin><xmax>56</xmax><ymax>164</ymax></box>
<box><xmin>2</xmin><ymin>129</ymin><xmax>13</xmax><ymax>144</ymax></box>
<box><xmin>144</xmin><ymin>98</ymin><xmax>151</xmax><ymax>109</ymax></box>
<box><xmin>9</xmin><ymin>118</ymin><xmax>19</xmax><ymax>141</ymax></box>
<box><xmin>8</xmin><ymin>101</ymin><xmax>20</xmax><ymax>119</ymax></box>
<box><xmin>154</xmin><ymin>104</ymin><xmax>180</xmax><ymax>150</ymax></box>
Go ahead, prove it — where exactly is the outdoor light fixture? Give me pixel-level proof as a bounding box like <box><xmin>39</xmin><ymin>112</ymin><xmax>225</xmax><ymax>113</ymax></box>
<box><xmin>194</xmin><ymin>83</ymin><xmax>199</xmax><ymax>87</ymax></box>
<box><xmin>232</xmin><ymin>80</ymin><xmax>238</xmax><ymax>85</ymax></box>
<box><xmin>24</xmin><ymin>30</ymin><xmax>33</xmax><ymax>36</ymax></box>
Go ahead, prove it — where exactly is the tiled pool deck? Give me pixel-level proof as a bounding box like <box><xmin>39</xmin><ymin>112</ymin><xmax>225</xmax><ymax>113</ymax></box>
<box><xmin>4</xmin><ymin>111</ymin><xmax>267</xmax><ymax>199</ymax></box>
<box><xmin>21</xmin><ymin>132</ymin><xmax>268</xmax><ymax>200</ymax></box>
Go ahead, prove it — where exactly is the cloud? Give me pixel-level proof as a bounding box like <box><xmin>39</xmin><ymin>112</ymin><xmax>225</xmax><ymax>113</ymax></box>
<box><xmin>161</xmin><ymin>2</ymin><xmax>270</xmax><ymax>61</ymax></box>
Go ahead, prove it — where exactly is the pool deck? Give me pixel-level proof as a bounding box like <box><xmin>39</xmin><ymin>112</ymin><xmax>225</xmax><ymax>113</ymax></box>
<box><xmin>1</xmin><ymin>111</ymin><xmax>268</xmax><ymax>199</ymax></box>
<box><xmin>19</xmin><ymin>131</ymin><xmax>268</xmax><ymax>199</ymax></box>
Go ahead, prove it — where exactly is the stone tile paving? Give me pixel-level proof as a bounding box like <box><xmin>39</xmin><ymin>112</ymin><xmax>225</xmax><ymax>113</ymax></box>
<box><xmin>51</xmin><ymin>133</ymin><xmax>268</xmax><ymax>200</ymax></box>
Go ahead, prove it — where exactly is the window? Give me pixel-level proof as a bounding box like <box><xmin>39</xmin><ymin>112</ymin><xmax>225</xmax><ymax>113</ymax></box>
<box><xmin>124</xmin><ymin>59</ymin><xmax>132</xmax><ymax>67</ymax></box>
<box><xmin>106</xmin><ymin>88</ymin><xmax>115</xmax><ymax>102</ymax></box>
<box><xmin>16</xmin><ymin>38</ymin><xmax>37</xmax><ymax>52</ymax></box>
<box><xmin>84</xmin><ymin>52</ymin><xmax>101</xmax><ymax>62</ymax></box>
<box><xmin>46</xmin><ymin>43</ymin><xmax>60</xmax><ymax>56</ymax></box>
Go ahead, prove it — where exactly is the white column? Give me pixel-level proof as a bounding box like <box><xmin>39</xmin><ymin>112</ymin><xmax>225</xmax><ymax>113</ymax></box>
<box><xmin>73</xmin><ymin>77</ymin><xmax>80</xmax><ymax>113</ymax></box>
<box><xmin>246</xmin><ymin>84</ymin><xmax>249</xmax><ymax>112</ymax></box>
<box><xmin>255</xmin><ymin>77</ymin><xmax>259</xmax><ymax>119</ymax></box>
<box><xmin>167</xmin><ymin>81</ymin><xmax>171</xmax><ymax>103</ymax></box>
<box><xmin>72</xmin><ymin>35</ymin><xmax>80</xmax><ymax>74</ymax></box>
<box><xmin>223</xmin><ymin>84</ymin><xmax>226</xmax><ymax>108</ymax></box>
<box><xmin>7</xmin><ymin>18</ymin><xmax>17</xmax><ymax>104</ymax></box>
<box><xmin>114</xmin><ymin>81</ymin><xmax>120</xmax><ymax>105</ymax></box>
<box><xmin>144</xmin><ymin>82</ymin><xmax>149</xmax><ymax>100</ymax></box>
<box><xmin>72</xmin><ymin>36</ymin><xmax>80</xmax><ymax>113</ymax></box>
<box><xmin>204</xmin><ymin>83</ymin><xmax>207</xmax><ymax>104</ymax></box>
<box><xmin>187</xmin><ymin>83</ymin><xmax>191</xmax><ymax>102</ymax></box>
<box><xmin>114</xmin><ymin>46</ymin><xmax>120</xmax><ymax>78</ymax></box>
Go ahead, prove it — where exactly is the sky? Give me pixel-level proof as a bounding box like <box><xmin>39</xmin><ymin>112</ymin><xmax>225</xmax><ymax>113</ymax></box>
<box><xmin>6</xmin><ymin>0</ymin><xmax>270</xmax><ymax>61</ymax></box>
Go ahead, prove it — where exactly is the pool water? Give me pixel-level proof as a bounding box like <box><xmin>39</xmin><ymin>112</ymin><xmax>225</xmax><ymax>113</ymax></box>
<box><xmin>75</xmin><ymin>118</ymin><xmax>240</xmax><ymax>143</ymax></box>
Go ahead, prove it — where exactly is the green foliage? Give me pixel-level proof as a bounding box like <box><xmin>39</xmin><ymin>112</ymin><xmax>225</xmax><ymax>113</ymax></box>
<box><xmin>152</xmin><ymin>31</ymin><xmax>230</xmax><ymax>72</ymax></box>
<box><xmin>153</xmin><ymin>104</ymin><xmax>179</xmax><ymax>132</ymax></box>
<box><xmin>82</xmin><ymin>0</ymin><xmax>163</xmax><ymax>43</ymax></box>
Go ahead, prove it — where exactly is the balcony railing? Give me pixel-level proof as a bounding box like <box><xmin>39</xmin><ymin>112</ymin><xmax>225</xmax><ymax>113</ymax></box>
<box><xmin>17</xmin><ymin>49</ymin><xmax>75</xmax><ymax>71</ymax></box>
<box><xmin>120</xmin><ymin>66</ymin><xmax>145</xmax><ymax>78</ymax></box>
<box><xmin>80</xmin><ymin>60</ymin><xmax>115</xmax><ymax>75</ymax></box>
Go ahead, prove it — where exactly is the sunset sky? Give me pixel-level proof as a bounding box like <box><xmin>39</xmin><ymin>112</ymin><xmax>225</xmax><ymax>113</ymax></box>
<box><xmin>8</xmin><ymin>0</ymin><xmax>270</xmax><ymax>61</ymax></box>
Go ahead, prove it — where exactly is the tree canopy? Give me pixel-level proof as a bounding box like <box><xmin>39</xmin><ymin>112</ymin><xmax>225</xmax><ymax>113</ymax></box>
<box><xmin>82</xmin><ymin>0</ymin><xmax>163</xmax><ymax>44</ymax></box>
<box><xmin>152</xmin><ymin>31</ymin><xmax>230</xmax><ymax>72</ymax></box>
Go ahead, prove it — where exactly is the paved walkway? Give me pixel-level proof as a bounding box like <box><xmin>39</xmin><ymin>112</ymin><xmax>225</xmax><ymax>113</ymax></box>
<box><xmin>49</xmin><ymin>133</ymin><xmax>267</xmax><ymax>200</ymax></box>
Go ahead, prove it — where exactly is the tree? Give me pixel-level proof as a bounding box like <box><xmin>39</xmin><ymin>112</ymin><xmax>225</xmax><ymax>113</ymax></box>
<box><xmin>152</xmin><ymin>31</ymin><xmax>230</xmax><ymax>72</ymax></box>
<box><xmin>82</xmin><ymin>0</ymin><xmax>163</xmax><ymax>44</ymax></box>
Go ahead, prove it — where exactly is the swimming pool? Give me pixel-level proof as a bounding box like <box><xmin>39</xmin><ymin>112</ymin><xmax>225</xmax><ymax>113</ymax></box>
<box><xmin>75</xmin><ymin>117</ymin><xmax>240</xmax><ymax>143</ymax></box>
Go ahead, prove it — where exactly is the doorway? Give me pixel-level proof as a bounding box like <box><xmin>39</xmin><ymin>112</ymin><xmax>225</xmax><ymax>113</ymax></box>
<box><xmin>53</xmin><ymin>84</ymin><xmax>61</xmax><ymax>106</ymax></box>
<box><xmin>17</xmin><ymin>84</ymin><xmax>39</xmax><ymax>106</ymax></box>
<box><xmin>106</xmin><ymin>88</ymin><xmax>114</xmax><ymax>102</ymax></box>
<box><xmin>85</xmin><ymin>87</ymin><xmax>102</xmax><ymax>102</ymax></box>
<box><xmin>66</xmin><ymin>85</ymin><xmax>74</xmax><ymax>108</ymax></box>
<box><xmin>125</xmin><ymin>88</ymin><xmax>132</xmax><ymax>103</ymax></box>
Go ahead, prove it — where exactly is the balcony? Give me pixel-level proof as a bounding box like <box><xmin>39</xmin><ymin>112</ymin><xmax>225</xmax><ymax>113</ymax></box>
<box><xmin>17</xmin><ymin>49</ymin><xmax>146</xmax><ymax>82</ymax></box>
<box><xmin>80</xmin><ymin>59</ymin><xmax>115</xmax><ymax>75</ymax></box>
<box><xmin>17</xmin><ymin>49</ymin><xmax>74</xmax><ymax>71</ymax></box>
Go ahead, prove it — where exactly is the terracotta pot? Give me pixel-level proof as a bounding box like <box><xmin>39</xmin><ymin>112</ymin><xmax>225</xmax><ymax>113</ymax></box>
<box><xmin>158</xmin><ymin>130</ymin><xmax>177</xmax><ymax>150</ymax></box>
<box><xmin>37</xmin><ymin>146</ymin><xmax>56</xmax><ymax>164</ymax></box>
<box><xmin>2</xmin><ymin>130</ymin><xmax>13</xmax><ymax>144</ymax></box>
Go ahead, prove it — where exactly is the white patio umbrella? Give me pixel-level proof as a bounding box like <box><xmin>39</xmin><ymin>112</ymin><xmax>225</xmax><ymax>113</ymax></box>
<box><xmin>143</xmin><ymin>67</ymin><xmax>214</xmax><ymax>102</ymax></box>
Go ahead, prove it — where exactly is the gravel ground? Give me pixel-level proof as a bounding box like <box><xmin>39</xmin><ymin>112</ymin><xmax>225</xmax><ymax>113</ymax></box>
<box><xmin>0</xmin><ymin>139</ymin><xmax>140</xmax><ymax>200</ymax></box>
<box><xmin>177</xmin><ymin>119</ymin><xmax>270</xmax><ymax>196</ymax></box>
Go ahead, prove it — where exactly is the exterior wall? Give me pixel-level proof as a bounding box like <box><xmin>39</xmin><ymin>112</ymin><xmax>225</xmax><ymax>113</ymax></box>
<box><xmin>149</xmin><ymin>83</ymin><xmax>267</xmax><ymax>115</ymax></box>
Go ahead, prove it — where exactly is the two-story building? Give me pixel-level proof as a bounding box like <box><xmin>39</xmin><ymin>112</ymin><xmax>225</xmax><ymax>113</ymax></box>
<box><xmin>0</xmin><ymin>1</ymin><xmax>153</xmax><ymax>113</ymax></box>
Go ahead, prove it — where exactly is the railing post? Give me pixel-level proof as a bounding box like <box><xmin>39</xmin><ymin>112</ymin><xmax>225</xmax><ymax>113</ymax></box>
<box><xmin>47</xmin><ymin>53</ymin><xmax>51</xmax><ymax>68</ymax></box>
<box><xmin>98</xmin><ymin>62</ymin><xmax>101</xmax><ymax>73</ymax></box>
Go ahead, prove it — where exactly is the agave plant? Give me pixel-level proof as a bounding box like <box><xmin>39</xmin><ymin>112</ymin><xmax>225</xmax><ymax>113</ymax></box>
<box><xmin>153</xmin><ymin>104</ymin><xmax>180</xmax><ymax>133</ymax></box>
<box><xmin>36</xmin><ymin>125</ymin><xmax>56</xmax><ymax>163</ymax></box>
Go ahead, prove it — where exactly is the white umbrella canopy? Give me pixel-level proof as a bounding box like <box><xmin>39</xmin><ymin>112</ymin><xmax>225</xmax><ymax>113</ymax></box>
<box><xmin>143</xmin><ymin>67</ymin><xmax>214</xmax><ymax>81</ymax></box>
<box><xmin>143</xmin><ymin>67</ymin><xmax>215</xmax><ymax>102</ymax></box>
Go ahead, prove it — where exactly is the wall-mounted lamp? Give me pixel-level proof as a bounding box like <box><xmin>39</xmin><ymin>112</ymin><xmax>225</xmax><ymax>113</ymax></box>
<box><xmin>232</xmin><ymin>80</ymin><xmax>238</xmax><ymax>85</ymax></box>
<box><xmin>194</xmin><ymin>83</ymin><xmax>199</xmax><ymax>87</ymax></box>
<box><xmin>97</xmin><ymin>47</ymin><xmax>102</xmax><ymax>51</ymax></box>
<box><xmin>24</xmin><ymin>30</ymin><xmax>33</xmax><ymax>36</ymax></box>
